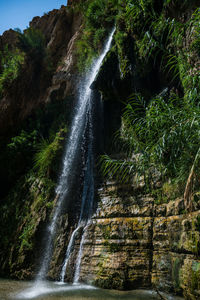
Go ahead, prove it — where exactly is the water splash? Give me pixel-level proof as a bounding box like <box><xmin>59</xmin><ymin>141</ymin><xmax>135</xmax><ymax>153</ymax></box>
<box><xmin>15</xmin><ymin>281</ymin><xmax>96</xmax><ymax>299</ymax></box>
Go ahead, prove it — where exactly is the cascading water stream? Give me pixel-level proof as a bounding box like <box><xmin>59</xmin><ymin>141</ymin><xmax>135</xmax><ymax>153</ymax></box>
<box><xmin>60</xmin><ymin>119</ymin><xmax>94</xmax><ymax>282</ymax></box>
<box><xmin>37</xmin><ymin>27</ymin><xmax>115</xmax><ymax>283</ymax></box>
<box><xmin>60</xmin><ymin>27</ymin><xmax>115</xmax><ymax>283</ymax></box>
<box><xmin>59</xmin><ymin>225</ymin><xmax>81</xmax><ymax>282</ymax></box>
<box><xmin>60</xmin><ymin>107</ymin><xmax>94</xmax><ymax>282</ymax></box>
<box><xmin>73</xmin><ymin>222</ymin><xmax>90</xmax><ymax>284</ymax></box>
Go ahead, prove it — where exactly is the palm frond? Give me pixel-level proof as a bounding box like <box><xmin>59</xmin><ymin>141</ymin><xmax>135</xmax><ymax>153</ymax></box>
<box><xmin>99</xmin><ymin>154</ymin><xmax>136</xmax><ymax>183</ymax></box>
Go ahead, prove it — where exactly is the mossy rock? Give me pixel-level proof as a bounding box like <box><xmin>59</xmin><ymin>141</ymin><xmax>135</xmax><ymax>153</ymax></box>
<box><xmin>94</xmin><ymin>271</ymin><xmax>126</xmax><ymax>290</ymax></box>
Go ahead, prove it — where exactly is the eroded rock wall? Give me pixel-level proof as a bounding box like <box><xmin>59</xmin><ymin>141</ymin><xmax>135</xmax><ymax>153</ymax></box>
<box><xmin>1</xmin><ymin>2</ymin><xmax>200</xmax><ymax>300</ymax></box>
<box><xmin>0</xmin><ymin>3</ymin><xmax>83</xmax><ymax>278</ymax></box>
<box><xmin>73</xmin><ymin>183</ymin><xmax>200</xmax><ymax>299</ymax></box>
<box><xmin>0</xmin><ymin>5</ymin><xmax>82</xmax><ymax>138</ymax></box>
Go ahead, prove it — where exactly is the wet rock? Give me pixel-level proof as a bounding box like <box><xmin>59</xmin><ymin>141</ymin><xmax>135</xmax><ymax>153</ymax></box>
<box><xmin>75</xmin><ymin>183</ymin><xmax>200</xmax><ymax>298</ymax></box>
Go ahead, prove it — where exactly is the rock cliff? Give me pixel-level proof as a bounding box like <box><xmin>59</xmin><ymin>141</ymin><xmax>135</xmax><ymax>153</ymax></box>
<box><xmin>76</xmin><ymin>183</ymin><xmax>200</xmax><ymax>299</ymax></box>
<box><xmin>0</xmin><ymin>5</ymin><xmax>82</xmax><ymax>137</ymax></box>
<box><xmin>0</xmin><ymin>1</ymin><xmax>200</xmax><ymax>300</ymax></box>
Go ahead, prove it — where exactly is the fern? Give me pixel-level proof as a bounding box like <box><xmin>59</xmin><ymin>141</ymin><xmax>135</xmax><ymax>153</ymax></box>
<box><xmin>34</xmin><ymin>131</ymin><xmax>65</xmax><ymax>177</ymax></box>
<box><xmin>100</xmin><ymin>93</ymin><xmax>200</xmax><ymax>203</ymax></box>
<box><xmin>99</xmin><ymin>154</ymin><xmax>136</xmax><ymax>183</ymax></box>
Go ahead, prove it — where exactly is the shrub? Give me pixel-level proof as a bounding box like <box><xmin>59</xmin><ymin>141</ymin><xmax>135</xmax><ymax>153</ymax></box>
<box><xmin>0</xmin><ymin>46</ymin><xmax>24</xmax><ymax>97</ymax></box>
<box><xmin>34</xmin><ymin>129</ymin><xmax>66</xmax><ymax>177</ymax></box>
<box><xmin>7</xmin><ymin>130</ymin><xmax>37</xmax><ymax>153</ymax></box>
<box><xmin>75</xmin><ymin>0</ymin><xmax>118</xmax><ymax>71</ymax></box>
<box><xmin>100</xmin><ymin>93</ymin><xmax>200</xmax><ymax>201</ymax></box>
<box><xmin>17</xmin><ymin>27</ymin><xmax>46</xmax><ymax>60</ymax></box>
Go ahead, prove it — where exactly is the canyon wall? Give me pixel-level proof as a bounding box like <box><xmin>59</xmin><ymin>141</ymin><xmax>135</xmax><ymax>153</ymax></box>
<box><xmin>0</xmin><ymin>1</ymin><xmax>200</xmax><ymax>300</ymax></box>
<box><xmin>77</xmin><ymin>183</ymin><xmax>200</xmax><ymax>299</ymax></box>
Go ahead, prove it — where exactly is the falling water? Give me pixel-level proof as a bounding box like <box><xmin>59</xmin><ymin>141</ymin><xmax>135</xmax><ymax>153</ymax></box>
<box><xmin>60</xmin><ymin>27</ymin><xmax>115</xmax><ymax>283</ymax></box>
<box><xmin>60</xmin><ymin>116</ymin><xmax>94</xmax><ymax>282</ymax></box>
<box><xmin>59</xmin><ymin>225</ymin><xmax>81</xmax><ymax>282</ymax></box>
<box><xmin>73</xmin><ymin>222</ymin><xmax>90</xmax><ymax>284</ymax></box>
<box><xmin>60</xmin><ymin>113</ymin><xmax>94</xmax><ymax>282</ymax></box>
<box><xmin>37</xmin><ymin>27</ymin><xmax>115</xmax><ymax>282</ymax></box>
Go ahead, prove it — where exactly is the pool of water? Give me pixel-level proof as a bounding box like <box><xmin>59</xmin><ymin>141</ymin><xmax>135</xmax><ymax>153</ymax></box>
<box><xmin>0</xmin><ymin>279</ymin><xmax>184</xmax><ymax>300</ymax></box>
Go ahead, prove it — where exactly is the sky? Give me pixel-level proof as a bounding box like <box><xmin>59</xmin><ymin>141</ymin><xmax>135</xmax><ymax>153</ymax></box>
<box><xmin>0</xmin><ymin>0</ymin><xmax>67</xmax><ymax>35</ymax></box>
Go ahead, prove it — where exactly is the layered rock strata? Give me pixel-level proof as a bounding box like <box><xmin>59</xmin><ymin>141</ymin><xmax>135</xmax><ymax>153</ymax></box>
<box><xmin>73</xmin><ymin>183</ymin><xmax>200</xmax><ymax>299</ymax></box>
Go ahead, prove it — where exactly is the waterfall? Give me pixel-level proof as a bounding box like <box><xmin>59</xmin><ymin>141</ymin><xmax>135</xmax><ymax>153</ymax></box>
<box><xmin>37</xmin><ymin>27</ymin><xmax>115</xmax><ymax>282</ymax></box>
<box><xmin>73</xmin><ymin>222</ymin><xmax>90</xmax><ymax>284</ymax></box>
<box><xmin>60</xmin><ymin>109</ymin><xmax>94</xmax><ymax>282</ymax></box>
<box><xmin>59</xmin><ymin>225</ymin><xmax>81</xmax><ymax>282</ymax></box>
<box><xmin>60</xmin><ymin>113</ymin><xmax>94</xmax><ymax>282</ymax></box>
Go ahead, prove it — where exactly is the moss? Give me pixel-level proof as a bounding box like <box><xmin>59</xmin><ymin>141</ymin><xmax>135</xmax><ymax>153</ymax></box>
<box><xmin>194</xmin><ymin>216</ymin><xmax>200</xmax><ymax>231</ymax></box>
<box><xmin>115</xmin><ymin>30</ymin><xmax>130</xmax><ymax>79</ymax></box>
<box><xmin>30</xmin><ymin>177</ymin><xmax>55</xmax><ymax>212</ymax></box>
<box><xmin>108</xmin><ymin>242</ymin><xmax>121</xmax><ymax>253</ymax></box>
<box><xmin>172</xmin><ymin>257</ymin><xmax>182</xmax><ymax>292</ymax></box>
<box><xmin>179</xmin><ymin>229</ymin><xmax>200</xmax><ymax>255</ymax></box>
<box><xmin>191</xmin><ymin>261</ymin><xmax>200</xmax><ymax>291</ymax></box>
<box><xmin>95</xmin><ymin>272</ymin><xmax>125</xmax><ymax>290</ymax></box>
<box><xmin>103</xmin><ymin>240</ymin><xmax>121</xmax><ymax>253</ymax></box>
<box><xmin>19</xmin><ymin>223</ymin><xmax>35</xmax><ymax>253</ymax></box>
<box><xmin>101</xmin><ymin>224</ymin><xmax>112</xmax><ymax>239</ymax></box>
<box><xmin>96</xmin><ymin>253</ymin><xmax>109</xmax><ymax>277</ymax></box>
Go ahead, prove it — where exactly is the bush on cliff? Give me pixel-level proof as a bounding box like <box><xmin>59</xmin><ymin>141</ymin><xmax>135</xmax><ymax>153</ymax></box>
<box><xmin>17</xmin><ymin>27</ymin><xmax>46</xmax><ymax>60</ymax></box>
<box><xmin>34</xmin><ymin>128</ymin><xmax>66</xmax><ymax>178</ymax></box>
<box><xmin>100</xmin><ymin>92</ymin><xmax>200</xmax><ymax>207</ymax></box>
<box><xmin>0</xmin><ymin>46</ymin><xmax>24</xmax><ymax>98</ymax></box>
<box><xmin>75</xmin><ymin>0</ymin><xmax>118</xmax><ymax>71</ymax></box>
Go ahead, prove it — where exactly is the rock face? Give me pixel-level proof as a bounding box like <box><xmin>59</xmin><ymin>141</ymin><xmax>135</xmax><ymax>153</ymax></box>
<box><xmin>71</xmin><ymin>183</ymin><xmax>200</xmax><ymax>299</ymax></box>
<box><xmin>1</xmin><ymin>2</ymin><xmax>200</xmax><ymax>300</ymax></box>
<box><xmin>0</xmin><ymin>5</ymin><xmax>82</xmax><ymax>137</ymax></box>
<box><xmin>0</xmin><ymin>3</ymin><xmax>83</xmax><ymax>278</ymax></box>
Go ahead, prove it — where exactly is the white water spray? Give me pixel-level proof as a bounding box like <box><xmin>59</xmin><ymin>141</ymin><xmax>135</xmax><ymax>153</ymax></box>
<box><xmin>59</xmin><ymin>27</ymin><xmax>115</xmax><ymax>283</ymax></box>
<box><xmin>37</xmin><ymin>27</ymin><xmax>115</xmax><ymax>282</ymax></box>
<box><xmin>60</xmin><ymin>225</ymin><xmax>81</xmax><ymax>282</ymax></box>
<box><xmin>73</xmin><ymin>222</ymin><xmax>90</xmax><ymax>284</ymax></box>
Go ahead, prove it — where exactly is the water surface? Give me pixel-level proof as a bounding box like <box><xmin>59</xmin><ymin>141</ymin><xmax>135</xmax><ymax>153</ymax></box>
<box><xmin>0</xmin><ymin>279</ymin><xmax>184</xmax><ymax>300</ymax></box>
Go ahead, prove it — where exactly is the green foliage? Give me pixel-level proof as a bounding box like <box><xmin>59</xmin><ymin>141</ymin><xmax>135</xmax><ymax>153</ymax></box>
<box><xmin>7</xmin><ymin>130</ymin><xmax>37</xmax><ymax>152</ymax></box>
<box><xmin>99</xmin><ymin>154</ymin><xmax>135</xmax><ymax>183</ymax></box>
<box><xmin>17</xmin><ymin>27</ymin><xmax>46</xmax><ymax>59</ymax></box>
<box><xmin>93</xmin><ymin>28</ymin><xmax>107</xmax><ymax>48</ymax></box>
<box><xmin>85</xmin><ymin>0</ymin><xmax>106</xmax><ymax>28</ymax></box>
<box><xmin>0</xmin><ymin>172</ymin><xmax>35</xmax><ymax>261</ymax></box>
<box><xmin>76</xmin><ymin>0</ymin><xmax>118</xmax><ymax>71</ymax></box>
<box><xmin>13</xmin><ymin>174</ymin><xmax>55</xmax><ymax>256</ymax></box>
<box><xmin>76</xmin><ymin>34</ymin><xmax>98</xmax><ymax>72</ymax></box>
<box><xmin>0</xmin><ymin>130</ymin><xmax>38</xmax><ymax>186</ymax></box>
<box><xmin>85</xmin><ymin>0</ymin><xmax>118</xmax><ymax>29</ymax></box>
<box><xmin>34</xmin><ymin>129</ymin><xmax>66</xmax><ymax>177</ymax></box>
<box><xmin>100</xmin><ymin>93</ymin><xmax>200</xmax><ymax>196</ymax></box>
<box><xmin>19</xmin><ymin>223</ymin><xmax>35</xmax><ymax>252</ymax></box>
<box><xmin>190</xmin><ymin>262</ymin><xmax>200</xmax><ymax>292</ymax></box>
<box><xmin>114</xmin><ymin>30</ymin><xmax>130</xmax><ymax>77</ymax></box>
<box><xmin>172</xmin><ymin>257</ymin><xmax>182</xmax><ymax>292</ymax></box>
<box><xmin>164</xmin><ymin>0</ymin><xmax>197</xmax><ymax>10</ymax></box>
<box><xmin>0</xmin><ymin>46</ymin><xmax>24</xmax><ymax>97</ymax></box>
<box><xmin>152</xmin><ymin>180</ymin><xmax>183</xmax><ymax>204</ymax></box>
<box><xmin>124</xmin><ymin>0</ymin><xmax>156</xmax><ymax>34</ymax></box>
